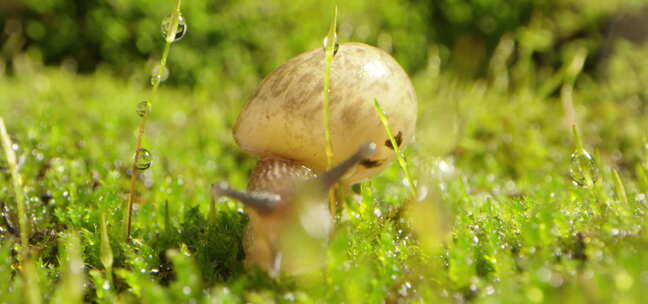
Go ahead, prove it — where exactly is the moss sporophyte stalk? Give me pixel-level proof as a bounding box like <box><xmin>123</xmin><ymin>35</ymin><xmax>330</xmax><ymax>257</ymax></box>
<box><xmin>124</xmin><ymin>0</ymin><xmax>186</xmax><ymax>240</ymax></box>
<box><xmin>322</xmin><ymin>7</ymin><xmax>338</xmax><ymax>216</ymax></box>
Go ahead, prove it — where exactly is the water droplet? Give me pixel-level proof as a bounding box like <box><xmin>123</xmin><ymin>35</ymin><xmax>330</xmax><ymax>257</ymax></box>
<box><xmin>569</xmin><ymin>149</ymin><xmax>599</xmax><ymax>187</ymax></box>
<box><xmin>161</xmin><ymin>12</ymin><xmax>188</xmax><ymax>42</ymax></box>
<box><xmin>182</xmin><ymin>286</ymin><xmax>192</xmax><ymax>295</ymax></box>
<box><xmin>135</xmin><ymin>148</ymin><xmax>152</xmax><ymax>170</ymax></box>
<box><xmin>322</xmin><ymin>35</ymin><xmax>339</xmax><ymax>55</ymax></box>
<box><xmin>136</xmin><ymin>101</ymin><xmax>151</xmax><ymax>117</ymax></box>
<box><xmin>283</xmin><ymin>293</ymin><xmax>296</xmax><ymax>302</ymax></box>
<box><xmin>150</xmin><ymin>75</ymin><xmax>160</xmax><ymax>87</ymax></box>
<box><xmin>398</xmin><ymin>281</ymin><xmax>412</xmax><ymax>297</ymax></box>
<box><xmin>150</xmin><ymin>65</ymin><xmax>169</xmax><ymax>86</ymax></box>
<box><xmin>484</xmin><ymin>285</ymin><xmax>495</xmax><ymax>295</ymax></box>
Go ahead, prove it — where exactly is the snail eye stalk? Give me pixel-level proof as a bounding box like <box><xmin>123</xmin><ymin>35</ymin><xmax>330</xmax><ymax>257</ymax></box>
<box><xmin>316</xmin><ymin>142</ymin><xmax>376</xmax><ymax>190</ymax></box>
<box><xmin>211</xmin><ymin>182</ymin><xmax>281</xmax><ymax>214</ymax></box>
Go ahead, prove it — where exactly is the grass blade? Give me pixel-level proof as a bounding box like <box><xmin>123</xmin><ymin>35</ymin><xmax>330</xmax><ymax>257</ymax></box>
<box><xmin>0</xmin><ymin>117</ymin><xmax>29</xmax><ymax>257</ymax></box>
<box><xmin>373</xmin><ymin>99</ymin><xmax>418</xmax><ymax>202</ymax></box>
<box><xmin>322</xmin><ymin>6</ymin><xmax>338</xmax><ymax>216</ymax></box>
<box><xmin>100</xmin><ymin>212</ymin><xmax>114</xmax><ymax>287</ymax></box>
<box><xmin>53</xmin><ymin>232</ymin><xmax>85</xmax><ymax>304</ymax></box>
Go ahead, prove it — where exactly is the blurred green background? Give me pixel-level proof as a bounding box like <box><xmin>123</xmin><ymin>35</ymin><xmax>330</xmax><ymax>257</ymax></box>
<box><xmin>2</xmin><ymin>0</ymin><xmax>646</xmax><ymax>85</ymax></box>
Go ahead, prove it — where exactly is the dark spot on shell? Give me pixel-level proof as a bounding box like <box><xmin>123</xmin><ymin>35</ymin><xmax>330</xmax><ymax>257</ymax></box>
<box><xmin>361</xmin><ymin>158</ymin><xmax>384</xmax><ymax>168</ymax></box>
<box><xmin>385</xmin><ymin>131</ymin><xmax>403</xmax><ymax>150</ymax></box>
<box><xmin>249</xmin><ymin>87</ymin><xmax>262</xmax><ymax>100</ymax></box>
<box><xmin>268</xmin><ymin>63</ymin><xmax>292</xmax><ymax>97</ymax></box>
<box><xmin>341</xmin><ymin>105</ymin><xmax>358</xmax><ymax>128</ymax></box>
<box><xmin>299</xmin><ymin>73</ymin><xmax>315</xmax><ymax>86</ymax></box>
<box><xmin>272</xmin><ymin>74</ymin><xmax>294</xmax><ymax>98</ymax></box>
<box><xmin>270</xmin><ymin>75</ymin><xmax>285</xmax><ymax>97</ymax></box>
<box><xmin>372</xmin><ymin>80</ymin><xmax>389</xmax><ymax>91</ymax></box>
<box><xmin>307</xmin><ymin>81</ymin><xmax>324</xmax><ymax>99</ymax></box>
<box><xmin>329</xmin><ymin>86</ymin><xmax>345</xmax><ymax>107</ymax></box>
<box><xmin>407</xmin><ymin>87</ymin><xmax>416</xmax><ymax>102</ymax></box>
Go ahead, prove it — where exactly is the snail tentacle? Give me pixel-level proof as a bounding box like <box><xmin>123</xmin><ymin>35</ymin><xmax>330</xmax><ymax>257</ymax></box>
<box><xmin>316</xmin><ymin>142</ymin><xmax>376</xmax><ymax>190</ymax></box>
<box><xmin>211</xmin><ymin>182</ymin><xmax>281</xmax><ymax>214</ymax></box>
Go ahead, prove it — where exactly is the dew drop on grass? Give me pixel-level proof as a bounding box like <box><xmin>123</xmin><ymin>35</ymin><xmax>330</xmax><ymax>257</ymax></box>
<box><xmin>135</xmin><ymin>148</ymin><xmax>152</xmax><ymax>170</ymax></box>
<box><xmin>322</xmin><ymin>35</ymin><xmax>339</xmax><ymax>55</ymax></box>
<box><xmin>283</xmin><ymin>293</ymin><xmax>296</xmax><ymax>302</ymax></box>
<box><xmin>136</xmin><ymin>100</ymin><xmax>151</xmax><ymax>117</ymax></box>
<box><xmin>161</xmin><ymin>13</ymin><xmax>188</xmax><ymax>42</ymax></box>
<box><xmin>150</xmin><ymin>65</ymin><xmax>169</xmax><ymax>86</ymax></box>
<box><xmin>484</xmin><ymin>285</ymin><xmax>495</xmax><ymax>296</ymax></box>
<box><xmin>150</xmin><ymin>75</ymin><xmax>160</xmax><ymax>87</ymax></box>
<box><xmin>569</xmin><ymin>149</ymin><xmax>599</xmax><ymax>187</ymax></box>
<box><xmin>182</xmin><ymin>286</ymin><xmax>192</xmax><ymax>295</ymax></box>
<box><xmin>398</xmin><ymin>281</ymin><xmax>412</xmax><ymax>297</ymax></box>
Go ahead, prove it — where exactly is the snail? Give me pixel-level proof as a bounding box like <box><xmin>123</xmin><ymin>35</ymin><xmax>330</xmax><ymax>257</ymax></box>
<box><xmin>212</xmin><ymin>42</ymin><xmax>417</xmax><ymax>275</ymax></box>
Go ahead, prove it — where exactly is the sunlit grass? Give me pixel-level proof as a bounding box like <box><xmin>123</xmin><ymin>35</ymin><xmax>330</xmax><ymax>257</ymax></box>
<box><xmin>374</xmin><ymin>98</ymin><xmax>417</xmax><ymax>202</ymax></box>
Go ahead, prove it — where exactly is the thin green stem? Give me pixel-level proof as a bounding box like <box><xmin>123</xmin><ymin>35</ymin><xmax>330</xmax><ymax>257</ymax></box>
<box><xmin>100</xmin><ymin>213</ymin><xmax>114</xmax><ymax>288</ymax></box>
<box><xmin>612</xmin><ymin>170</ymin><xmax>628</xmax><ymax>205</ymax></box>
<box><xmin>175</xmin><ymin>0</ymin><xmax>183</xmax><ymax>16</ymax></box>
<box><xmin>124</xmin><ymin>0</ymin><xmax>183</xmax><ymax>240</ymax></box>
<box><xmin>23</xmin><ymin>259</ymin><xmax>42</xmax><ymax>304</ymax></box>
<box><xmin>572</xmin><ymin>124</ymin><xmax>583</xmax><ymax>151</ymax></box>
<box><xmin>636</xmin><ymin>165</ymin><xmax>648</xmax><ymax>194</ymax></box>
<box><xmin>164</xmin><ymin>200</ymin><xmax>171</xmax><ymax>233</ymax></box>
<box><xmin>323</xmin><ymin>6</ymin><xmax>337</xmax><ymax>170</ymax></box>
<box><xmin>373</xmin><ymin>99</ymin><xmax>418</xmax><ymax>201</ymax></box>
<box><xmin>323</xmin><ymin>6</ymin><xmax>338</xmax><ymax>217</ymax></box>
<box><xmin>0</xmin><ymin>117</ymin><xmax>29</xmax><ymax>257</ymax></box>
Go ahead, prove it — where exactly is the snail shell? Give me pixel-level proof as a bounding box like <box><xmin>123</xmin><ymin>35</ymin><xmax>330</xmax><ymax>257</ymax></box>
<box><xmin>234</xmin><ymin>42</ymin><xmax>417</xmax><ymax>184</ymax></box>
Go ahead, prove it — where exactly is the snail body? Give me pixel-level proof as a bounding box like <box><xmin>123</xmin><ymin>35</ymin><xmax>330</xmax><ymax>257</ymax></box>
<box><xmin>213</xmin><ymin>42</ymin><xmax>417</xmax><ymax>275</ymax></box>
